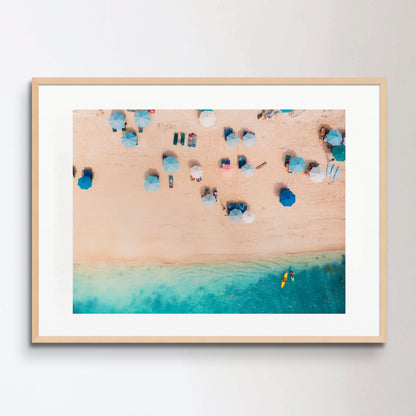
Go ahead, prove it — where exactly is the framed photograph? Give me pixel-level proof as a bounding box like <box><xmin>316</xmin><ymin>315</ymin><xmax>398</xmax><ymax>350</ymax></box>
<box><xmin>32</xmin><ymin>78</ymin><xmax>386</xmax><ymax>343</ymax></box>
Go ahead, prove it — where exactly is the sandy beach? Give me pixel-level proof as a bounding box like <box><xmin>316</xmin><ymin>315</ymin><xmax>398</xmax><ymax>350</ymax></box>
<box><xmin>73</xmin><ymin>109</ymin><xmax>345</xmax><ymax>265</ymax></box>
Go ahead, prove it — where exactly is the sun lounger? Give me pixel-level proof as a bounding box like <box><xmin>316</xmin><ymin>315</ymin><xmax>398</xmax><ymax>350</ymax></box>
<box><xmin>173</xmin><ymin>133</ymin><xmax>178</xmax><ymax>145</ymax></box>
<box><xmin>224</xmin><ymin>128</ymin><xmax>233</xmax><ymax>140</ymax></box>
<box><xmin>139</xmin><ymin>127</ymin><xmax>143</xmax><ymax>133</ymax></box>
<box><xmin>122</xmin><ymin>126</ymin><xmax>126</xmax><ymax>131</ymax></box>
<box><xmin>169</xmin><ymin>176</ymin><xmax>173</xmax><ymax>188</ymax></box>
<box><xmin>192</xmin><ymin>134</ymin><xmax>197</xmax><ymax>147</ymax></box>
<box><xmin>238</xmin><ymin>156</ymin><xmax>247</xmax><ymax>169</ymax></box>
<box><xmin>204</xmin><ymin>188</ymin><xmax>210</xmax><ymax>196</ymax></box>
<box><xmin>83</xmin><ymin>169</ymin><xmax>93</xmax><ymax>179</ymax></box>
<box><xmin>180</xmin><ymin>133</ymin><xmax>185</xmax><ymax>146</ymax></box>
<box><xmin>112</xmin><ymin>128</ymin><xmax>117</xmax><ymax>132</ymax></box>
<box><xmin>213</xmin><ymin>190</ymin><xmax>218</xmax><ymax>201</ymax></box>
<box><xmin>188</xmin><ymin>134</ymin><xmax>193</xmax><ymax>147</ymax></box>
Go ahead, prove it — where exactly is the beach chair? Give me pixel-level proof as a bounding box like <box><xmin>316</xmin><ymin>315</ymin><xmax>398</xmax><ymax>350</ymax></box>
<box><xmin>204</xmin><ymin>188</ymin><xmax>210</xmax><ymax>196</ymax></box>
<box><xmin>138</xmin><ymin>127</ymin><xmax>143</xmax><ymax>133</ymax></box>
<box><xmin>192</xmin><ymin>134</ymin><xmax>197</xmax><ymax>147</ymax></box>
<box><xmin>188</xmin><ymin>134</ymin><xmax>193</xmax><ymax>147</ymax></box>
<box><xmin>180</xmin><ymin>133</ymin><xmax>185</xmax><ymax>146</ymax></box>
<box><xmin>224</xmin><ymin>128</ymin><xmax>233</xmax><ymax>140</ymax></box>
<box><xmin>83</xmin><ymin>169</ymin><xmax>93</xmax><ymax>179</ymax></box>
<box><xmin>238</xmin><ymin>156</ymin><xmax>247</xmax><ymax>169</ymax></box>
<box><xmin>173</xmin><ymin>133</ymin><xmax>178</xmax><ymax>145</ymax></box>
<box><xmin>213</xmin><ymin>190</ymin><xmax>218</xmax><ymax>201</ymax></box>
<box><xmin>169</xmin><ymin>176</ymin><xmax>173</xmax><ymax>188</ymax></box>
<box><xmin>241</xmin><ymin>204</ymin><xmax>247</xmax><ymax>213</ymax></box>
<box><xmin>221</xmin><ymin>159</ymin><xmax>230</xmax><ymax>167</ymax></box>
<box><xmin>112</xmin><ymin>128</ymin><xmax>117</xmax><ymax>132</ymax></box>
<box><xmin>122</xmin><ymin>125</ymin><xmax>126</xmax><ymax>131</ymax></box>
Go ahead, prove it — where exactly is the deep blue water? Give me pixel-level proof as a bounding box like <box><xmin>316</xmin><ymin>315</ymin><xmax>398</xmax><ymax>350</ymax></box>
<box><xmin>73</xmin><ymin>251</ymin><xmax>345</xmax><ymax>314</ymax></box>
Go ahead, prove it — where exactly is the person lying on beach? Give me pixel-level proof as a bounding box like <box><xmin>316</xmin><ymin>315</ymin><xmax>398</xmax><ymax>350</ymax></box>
<box><xmin>320</xmin><ymin>127</ymin><xmax>326</xmax><ymax>140</ymax></box>
<box><xmin>285</xmin><ymin>155</ymin><xmax>292</xmax><ymax>173</ymax></box>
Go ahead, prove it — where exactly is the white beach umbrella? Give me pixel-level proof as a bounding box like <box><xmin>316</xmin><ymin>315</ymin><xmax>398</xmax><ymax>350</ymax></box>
<box><xmin>241</xmin><ymin>164</ymin><xmax>255</xmax><ymax>178</ymax></box>
<box><xmin>202</xmin><ymin>194</ymin><xmax>216</xmax><ymax>208</ymax></box>
<box><xmin>225</xmin><ymin>133</ymin><xmax>240</xmax><ymax>148</ymax></box>
<box><xmin>199</xmin><ymin>111</ymin><xmax>216</xmax><ymax>128</ymax></box>
<box><xmin>309</xmin><ymin>166</ymin><xmax>326</xmax><ymax>183</ymax></box>
<box><xmin>190</xmin><ymin>165</ymin><xmax>203</xmax><ymax>179</ymax></box>
<box><xmin>242</xmin><ymin>132</ymin><xmax>256</xmax><ymax>147</ymax></box>
<box><xmin>229</xmin><ymin>209</ymin><xmax>243</xmax><ymax>223</ymax></box>
<box><xmin>242</xmin><ymin>210</ymin><xmax>255</xmax><ymax>224</ymax></box>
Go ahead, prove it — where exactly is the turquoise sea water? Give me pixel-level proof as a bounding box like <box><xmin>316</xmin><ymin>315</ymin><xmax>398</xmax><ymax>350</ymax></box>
<box><xmin>73</xmin><ymin>251</ymin><xmax>345</xmax><ymax>314</ymax></box>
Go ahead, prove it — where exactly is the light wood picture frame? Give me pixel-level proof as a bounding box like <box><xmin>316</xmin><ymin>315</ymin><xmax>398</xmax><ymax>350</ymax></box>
<box><xmin>32</xmin><ymin>78</ymin><xmax>386</xmax><ymax>343</ymax></box>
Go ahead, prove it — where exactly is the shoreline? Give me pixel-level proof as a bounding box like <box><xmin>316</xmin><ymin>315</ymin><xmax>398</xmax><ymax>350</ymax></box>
<box><xmin>74</xmin><ymin>249</ymin><xmax>345</xmax><ymax>269</ymax></box>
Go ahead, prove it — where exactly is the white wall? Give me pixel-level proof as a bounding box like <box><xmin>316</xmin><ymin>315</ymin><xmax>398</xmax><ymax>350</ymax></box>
<box><xmin>1</xmin><ymin>0</ymin><xmax>415</xmax><ymax>415</ymax></box>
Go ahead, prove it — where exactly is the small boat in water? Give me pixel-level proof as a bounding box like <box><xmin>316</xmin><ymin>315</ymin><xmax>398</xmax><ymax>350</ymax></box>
<box><xmin>281</xmin><ymin>272</ymin><xmax>288</xmax><ymax>288</ymax></box>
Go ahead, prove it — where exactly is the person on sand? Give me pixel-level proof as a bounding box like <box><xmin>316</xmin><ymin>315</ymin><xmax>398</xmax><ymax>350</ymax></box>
<box><xmin>285</xmin><ymin>155</ymin><xmax>292</xmax><ymax>173</ymax></box>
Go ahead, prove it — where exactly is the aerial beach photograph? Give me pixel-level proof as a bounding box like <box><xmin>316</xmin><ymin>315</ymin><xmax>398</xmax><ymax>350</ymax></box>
<box><xmin>73</xmin><ymin>108</ymin><xmax>346</xmax><ymax>314</ymax></box>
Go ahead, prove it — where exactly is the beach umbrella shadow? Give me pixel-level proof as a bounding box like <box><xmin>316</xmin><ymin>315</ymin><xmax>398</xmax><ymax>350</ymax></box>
<box><xmin>144</xmin><ymin>168</ymin><xmax>159</xmax><ymax>179</ymax></box>
<box><xmin>274</xmin><ymin>182</ymin><xmax>286</xmax><ymax>196</ymax></box>
<box><xmin>281</xmin><ymin>150</ymin><xmax>296</xmax><ymax>163</ymax></box>
<box><xmin>188</xmin><ymin>159</ymin><xmax>201</xmax><ymax>168</ymax></box>
<box><xmin>162</xmin><ymin>150</ymin><xmax>177</xmax><ymax>159</ymax></box>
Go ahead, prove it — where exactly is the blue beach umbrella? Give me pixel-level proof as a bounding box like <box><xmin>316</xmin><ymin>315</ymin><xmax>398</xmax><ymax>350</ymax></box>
<box><xmin>242</xmin><ymin>132</ymin><xmax>256</xmax><ymax>147</ymax></box>
<box><xmin>326</xmin><ymin>129</ymin><xmax>343</xmax><ymax>146</ymax></box>
<box><xmin>279</xmin><ymin>189</ymin><xmax>296</xmax><ymax>207</ymax></box>
<box><xmin>121</xmin><ymin>132</ymin><xmax>138</xmax><ymax>148</ymax></box>
<box><xmin>202</xmin><ymin>194</ymin><xmax>216</xmax><ymax>208</ymax></box>
<box><xmin>108</xmin><ymin>112</ymin><xmax>125</xmax><ymax>130</ymax></box>
<box><xmin>225</xmin><ymin>133</ymin><xmax>240</xmax><ymax>148</ymax></box>
<box><xmin>134</xmin><ymin>110</ymin><xmax>151</xmax><ymax>128</ymax></box>
<box><xmin>289</xmin><ymin>156</ymin><xmax>306</xmax><ymax>173</ymax></box>
<box><xmin>229</xmin><ymin>208</ymin><xmax>243</xmax><ymax>223</ymax></box>
<box><xmin>78</xmin><ymin>175</ymin><xmax>92</xmax><ymax>190</ymax></box>
<box><xmin>332</xmin><ymin>144</ymin><xmax>345</xmax><ymax>162</ymax></box>
<box><xmin>144</xmin><ymin>176</ymin><xmax>160</xmax><ymax>192</ymax></box>
<box><xmin>162</xmin><ymin>156</ymin><xmax>179</xmax><ymax>173</ymax></box>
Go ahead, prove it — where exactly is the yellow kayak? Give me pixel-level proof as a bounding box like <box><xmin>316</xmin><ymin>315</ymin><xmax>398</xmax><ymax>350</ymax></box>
<box><xmin>281</xmin><ymin>272</ymin><xmax>288</xmax><ymax>288</ymax></box>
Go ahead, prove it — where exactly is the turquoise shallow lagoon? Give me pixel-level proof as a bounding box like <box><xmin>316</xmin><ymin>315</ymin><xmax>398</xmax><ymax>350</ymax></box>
<box><xmin>73</xmin><ymin>251</ymin><xmax>345</xmax><ymax>314</ymax></box>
